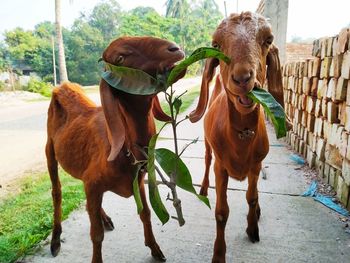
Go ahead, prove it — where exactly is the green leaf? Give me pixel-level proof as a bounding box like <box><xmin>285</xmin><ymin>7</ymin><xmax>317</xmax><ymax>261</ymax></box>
<box><xmin>167</xmin><ymin>47</ymin><xmax>230</xmax><ymax>87</ymax></box>
<box><xmin>155</xmin><ymin>148</ymin><xmax>211</xmax><ymax>208</ymax></box>
<box><xmin>101</xmin><ymin>63</ymin><xmax>167</xmax><ymax>95</ymax></box>
<box><xmin>147</xmin><ymin>134</ymin><xmax>170</xmax><ymax>224</ymax></box>
<box><xmin>247</xmin><ymin>87</ymin><xmax>287</xmax><ymax>139</ymax></box>
<box><xmin>173</xmin><ymin>97</ymin><xmax>182</xmax><ymax>115</ymax></box>
<box><xmin>132</xmin><ymin>164</ymin><xmax>144</xmax><ymax>214</ymax></box>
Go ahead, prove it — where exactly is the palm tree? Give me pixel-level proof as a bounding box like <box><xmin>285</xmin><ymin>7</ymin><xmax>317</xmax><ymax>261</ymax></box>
<box><xmin>55</xmin><ymin>0</ymin><xmax>68</xmax><ymax>83</ymax></box>
<box><xmin>165</xmin><ymin>0</ymin><xmax>189</xmax><ymax>18</ymax></box>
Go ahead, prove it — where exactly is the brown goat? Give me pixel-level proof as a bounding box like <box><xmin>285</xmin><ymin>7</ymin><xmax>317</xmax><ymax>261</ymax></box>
<box><xmin>189</xmin><ymin>12</ymin><xmax>284</xmax><ymax>262</ymax></box>
<box><xmin>46</xmin><ymin>36</ymin><xmax>184</xmax><ymax>263</ymax></box>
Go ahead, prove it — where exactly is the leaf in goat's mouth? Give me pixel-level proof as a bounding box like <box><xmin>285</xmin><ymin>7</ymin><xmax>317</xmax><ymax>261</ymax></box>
<box><xmin>101</xmin><ymin>63</ymin><xmax>168</xmax><ymax>95</ymax></box>
<box><xmin>101</xmin><ymin>47</ymin><xmax>231</xmax><ymax>95</ymax></box>
<box><xmin>247</xmin><ymin>87</ymin><xmax>287</xmax><ymax>139</ymax></box>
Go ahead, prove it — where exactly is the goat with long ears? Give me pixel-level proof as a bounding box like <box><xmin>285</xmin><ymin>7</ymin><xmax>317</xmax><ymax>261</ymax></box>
<box><xmin>46</xmin><ymin>36</ymin><xmax>184</xmax><ymax>263</ymax></box>
<box><xmin>189</xmin><ymin>12</ymin><xmax>285</xmax><ymax>262</ymax></box>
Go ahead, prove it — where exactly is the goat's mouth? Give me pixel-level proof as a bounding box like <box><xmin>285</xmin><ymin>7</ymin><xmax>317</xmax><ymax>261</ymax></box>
<box><xmin>237</xmin><ymin>95</ymin><xmax>254</xmax><ymax>107</ymax></box>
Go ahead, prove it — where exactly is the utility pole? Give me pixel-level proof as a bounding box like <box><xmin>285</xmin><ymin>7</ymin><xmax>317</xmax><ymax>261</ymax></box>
<box><xmin>236</xmin><ymin>0</ymin><xmax>239</xmax><ymax>13</ymax></box>
<box><xmin>51</xmin><ymin>36</ymin><xmax>57</xmax><ymax>86</ymax></box>
<box><xmin>224</xmin><ymin>1</ymin><xmax>227</xmax><ymax>18</ymax></box>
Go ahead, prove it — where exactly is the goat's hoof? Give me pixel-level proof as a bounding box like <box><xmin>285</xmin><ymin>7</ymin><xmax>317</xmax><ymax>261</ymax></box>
<box><xmin>50</xmin><ymin>241</ymin><xmax>61</xmax><ymax>257</ymax></box>
<box><xmin>199</xmin><ymin>187</ymin><xmax>208</xmax><ymax>197</ymax></box>
<box><xmin>246</xmin><ymin>226</ymin><xmax>260</xmax><ymax>243</ymax></box>
<box><xmin>212</xmin><ymin>256</ymin><xmax>225</xmax><ymax>263</ymax></box>
<box><xmin>102</xmin><ymin>215</ymin><xmax>115</xmax><ymax>231</ymax></box>
<box><xmin>150</xmin><ymin>244</ymin><xmax>166</xmax><ymax>262</ymax></box>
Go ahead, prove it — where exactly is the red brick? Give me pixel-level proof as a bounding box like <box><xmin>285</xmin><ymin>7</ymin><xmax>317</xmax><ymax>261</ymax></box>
<box><xmin>335</xmin><ymin>77</ymin><xmax>348</xmax><ymax>101</ymax></box>
<box><xmin>327</xmin><ymin>101</ymin><xmax>339</xmax><ymax>123</ymax></box>
<box><xmin>341</xmin><ymin>51</ymin><xmax>350</xmax><ymax>79</ymax></box>
<box><xmin>325</xmin><ymin>144</ymin><xmax>343</xmax><ymax>170</ymax></box>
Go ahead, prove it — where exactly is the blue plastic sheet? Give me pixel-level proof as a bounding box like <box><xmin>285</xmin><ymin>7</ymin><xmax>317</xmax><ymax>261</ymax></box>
<box><xmin>290</xmin><ymin>154</ymin><xmax>305</xmax><ymax>165</ymax></box>
<box><xmin>302</xmin><ymin>181</ymin><xmax>350</xmax><ymax>217</ymax></box>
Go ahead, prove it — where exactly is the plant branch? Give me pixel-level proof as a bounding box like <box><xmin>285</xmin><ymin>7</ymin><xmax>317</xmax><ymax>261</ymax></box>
<box><xmin>179</xmin><ymin>137</ymin><xmax>199</xmax><ymax>157</ymax></box>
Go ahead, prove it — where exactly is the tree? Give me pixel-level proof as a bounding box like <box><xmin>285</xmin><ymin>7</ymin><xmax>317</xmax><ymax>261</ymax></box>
<box><xmin>65</xmin><ymin>19</ymin><xmax>105</xmax><ymax>85</ymax></box>
<box><xmin>55</xmin><ymin>0</ymin><xmax>68</xmax><ymax>83</ymax></box>
<box><xmin>88</xmin><ymin>0</ymin><xmax>121</xmax><ymax>43</ymax></box>
<box><xmin>4</xmin><ymin>27</ymin><xmax>54</xmax><ymax>81</ymax></box>
<box><xmin>165</xmin><ymin>0</ymin><xmax>189</xmax><ymax>18</ymax></box>
<box><xmin>0</xmin><ymin>43</ymin><xmax>9</xmax><ymax>71</ymax></box>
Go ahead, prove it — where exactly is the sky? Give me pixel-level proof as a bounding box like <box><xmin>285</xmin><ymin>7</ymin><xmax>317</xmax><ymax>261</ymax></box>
<box><xmin>0</xmin><ymin>0</ymin><xmax>349</xmax><ymax>42</ymax></box>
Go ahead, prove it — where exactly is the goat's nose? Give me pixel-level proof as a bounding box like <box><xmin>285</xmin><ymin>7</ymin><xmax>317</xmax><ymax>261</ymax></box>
<box><xmin>168</xmin><ymin>44</ymin><xmax>180</xmax><ymax>52</ymax></box>
<box><xmin>232</xmin><ymin>66</ymin><xmax>253</xmax><ymax>86</ymax></box>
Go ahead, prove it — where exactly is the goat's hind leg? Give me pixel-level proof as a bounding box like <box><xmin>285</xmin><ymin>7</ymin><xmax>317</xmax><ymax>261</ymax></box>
<box><xmin>200</xmin><ymin>138</ymin><xmax>212</xmax><ymax>196</ymax></box>
<box><xmin>101</xmin><ymin>207</ymin><xmax>114</xmax><ymax>231</ymax></box>
<box><xmin>138</xmin><ymin>178</ymin><xmax>166</xmax><ymax>261</ymax></box>
<box><xmin>246</xmin><ymin>165</ymin><xmax>261</xmax><ymax>243</ymax></box>
<box><xmin>46</xmin><ymin>139</ymin><xmax>62</xmax><ymax>257</ymax></box>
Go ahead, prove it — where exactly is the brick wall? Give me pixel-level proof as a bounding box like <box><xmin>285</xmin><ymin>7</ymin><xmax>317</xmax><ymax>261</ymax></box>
<box><xmin>285</xmin><ymin>43</ymin><xmax>313</xmax><ymax>63</ymax></box>
<box><xmin>283</xmin><ymin>27</ymin><xmax>350</xmax><ymax>211</ymax></box>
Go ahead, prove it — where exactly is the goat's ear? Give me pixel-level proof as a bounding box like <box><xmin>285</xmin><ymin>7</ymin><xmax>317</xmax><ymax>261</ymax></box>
<box><xmin>100</xmin><ymin>79</ymin><xmax>126</xmax><ymax>162</ymax></box>
<box><xmin>189</xmin><ymin>58</ymin><xmax>219</xmax><ymax>122</ymax></box>
<box><xmin>266</xmin><ymin>44</ymin><xmax>284</xmax><ymax>108</ymax></box>
<box><xmin>152</xmin><ymin>96</ymin><xmax>172</xmax><ymax>122</ymax></box>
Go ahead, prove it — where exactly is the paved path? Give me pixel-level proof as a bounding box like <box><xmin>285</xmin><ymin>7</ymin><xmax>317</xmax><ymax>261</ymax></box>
<box><xmin>24</xmin><ymin>101</ymin><xmax>350</xmax><ymax>262</ymax></box>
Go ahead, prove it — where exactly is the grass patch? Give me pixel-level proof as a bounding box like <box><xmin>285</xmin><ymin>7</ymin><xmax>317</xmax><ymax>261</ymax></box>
<box><xmin>0</xmin><ymin>170</ymin><xmax>85</xmax><ymax>263</ymax></box>
<box><xmin>155</xmin><ymin>85</ymin><xmax>200</xmax><ymax>131</ymax></box>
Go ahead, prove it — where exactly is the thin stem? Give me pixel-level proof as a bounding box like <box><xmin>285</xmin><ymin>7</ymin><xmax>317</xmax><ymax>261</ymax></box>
<box><xmin>155</xmin><ymin>165</ymin><xmax>172</xmax><ymax>188</ymax></box>
<box><xmin>166</xmin><ymin>85</ymin><xmax>185</xmax><ymax>226</ymax></box>
<box><xmin>179</xmin><ymin>137</ymin><xmax>199</xmax><ymax>157</ymax></box>
<box><xmin>176</xmin><ymin>115</ymin><xmax>189</xmax><ymax>127</ymax></box>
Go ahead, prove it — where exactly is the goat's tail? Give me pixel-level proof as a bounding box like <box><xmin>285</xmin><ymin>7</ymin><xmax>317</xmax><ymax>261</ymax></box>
<box><xmin>45</xmin><ymin>138</ymin><xmax>62</xmax><ymax>256</ymax></box>
<box><xmin>200</xmin><ymin>138</ymin><xmax>212</xmax><ymax>197</ymax></box>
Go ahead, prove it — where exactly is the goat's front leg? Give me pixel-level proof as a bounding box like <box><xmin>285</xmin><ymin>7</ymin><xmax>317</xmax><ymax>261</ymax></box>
<box><xmin>200</xmin><ymin>138</ymin><xmax>212</xmax><ymax>196</ymax></box>
<box><xmin>138</xmin><ymin>179</ymin><xmax>166</xmax><ymax>262</ymax></box>
<box><xmin>212</xmin><ymin>162</ymin><xmax>229</xmax><ymax>263</ymax></box>
<box><xmin>246</xmin><ymin>164</ymin><xmax>261</xmax><ymax>243</ymax></box>
<box><xmin>85</xmin><ymin>184</ymin><xmax>104</xmax><ymax>263</ymax></box>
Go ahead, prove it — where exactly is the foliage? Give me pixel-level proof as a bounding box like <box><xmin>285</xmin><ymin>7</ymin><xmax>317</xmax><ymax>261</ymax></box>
<box><xmin>0</xmin><ymin>170</ymin><xmax>85</xmax><ymax>263</ymax></box>
<box><xmin>0</xmin><ymin>0</ymin><xmax>223</xmax><ymax>85</ymax></box>
<box><xmin>247</xmin><ymin>87</ymin><xmax>287</xmax><ymax>139</ymax></box>
<box><xmin>24</xmin><ymin>78</ymin><xmax>53</xmax><ymax>97</ymax></box>
<box><xmin>0</xmin><ymin>81</ymin><xmax>5</xmax><ymax>91</ymax></box>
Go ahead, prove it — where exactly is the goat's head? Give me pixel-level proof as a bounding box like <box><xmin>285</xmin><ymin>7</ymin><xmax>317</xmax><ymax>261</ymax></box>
<box><xmin>100</xmin><ymin>36</ymin><xmax>185</xmax><ymax>161</ymax></box>
<box><xmin>190</xmin><ymin>12</ymin><xmax>282</xmax><ymax>120</ymax></box>
<box><xmin>102</xmin><ymin>36</ymin><xmax>185</xmax><ymax>77</ymax></box>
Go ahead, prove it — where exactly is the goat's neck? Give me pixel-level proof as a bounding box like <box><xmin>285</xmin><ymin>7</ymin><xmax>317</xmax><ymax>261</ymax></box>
<box><xmin>118</xmin><ymin>94</ymin><xmax>155</xmax><ymax>148</ymax></box>
<box><xmin>227</xmin><ymin>97</ymin><xmax>260</xmax><ymax>135</ymax></box>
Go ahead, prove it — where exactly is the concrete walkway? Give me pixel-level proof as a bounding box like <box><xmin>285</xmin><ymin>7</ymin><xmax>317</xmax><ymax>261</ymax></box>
<box><xmin>25</xmin><ymin>104</ymin><xmax>350</xmax><ymax>263</ymax></box>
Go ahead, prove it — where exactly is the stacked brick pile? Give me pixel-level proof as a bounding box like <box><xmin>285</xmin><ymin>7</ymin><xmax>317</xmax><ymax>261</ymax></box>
<box><xmin>283</xmin><ymin>27</ymin><xmax>350</xmax><ymax>211</ymax></box>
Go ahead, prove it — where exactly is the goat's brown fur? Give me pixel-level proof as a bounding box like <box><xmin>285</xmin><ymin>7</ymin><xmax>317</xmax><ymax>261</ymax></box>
<box><xmin>46</xmin><ymin>36</ymin><xmax>184</xmax><ymax>263</ymax></box>
<box><xmin>189</xmin><ymin>12</ymin><xmax>284</xmax><ymax>262</ymax></box>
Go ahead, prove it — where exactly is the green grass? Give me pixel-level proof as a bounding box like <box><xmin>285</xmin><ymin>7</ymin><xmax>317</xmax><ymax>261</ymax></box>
<box><xmin>155</xmin><ymin>85</ymin><xmax>200</xmax><ymax>131</ymax></box>
<box><xmin>0</xmin><ymin>171</ymin><xmax>85</xmax><ymax>263</ymax></box>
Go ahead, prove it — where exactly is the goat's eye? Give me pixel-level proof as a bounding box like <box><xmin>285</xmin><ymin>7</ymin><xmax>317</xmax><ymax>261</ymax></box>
<box><xmin>212</xmin><ymin>42</ymin><xmax>220</xmax><ymax>49</ymax></box>
<box><xmin>115</xmin><ymin>55</ymin><xmax>124</xmax><ymax>65</ymax></box>
<box><xmin>265</xmin><ymin>36</ymin><xmax>274</xmax><ymax>46</ymax></box>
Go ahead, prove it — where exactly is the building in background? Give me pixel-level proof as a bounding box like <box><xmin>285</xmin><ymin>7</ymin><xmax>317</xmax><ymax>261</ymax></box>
<box><xmin>256</xmin><ymin>0</ymin><xmax>289</xmax><ymax>64</ymax></box>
